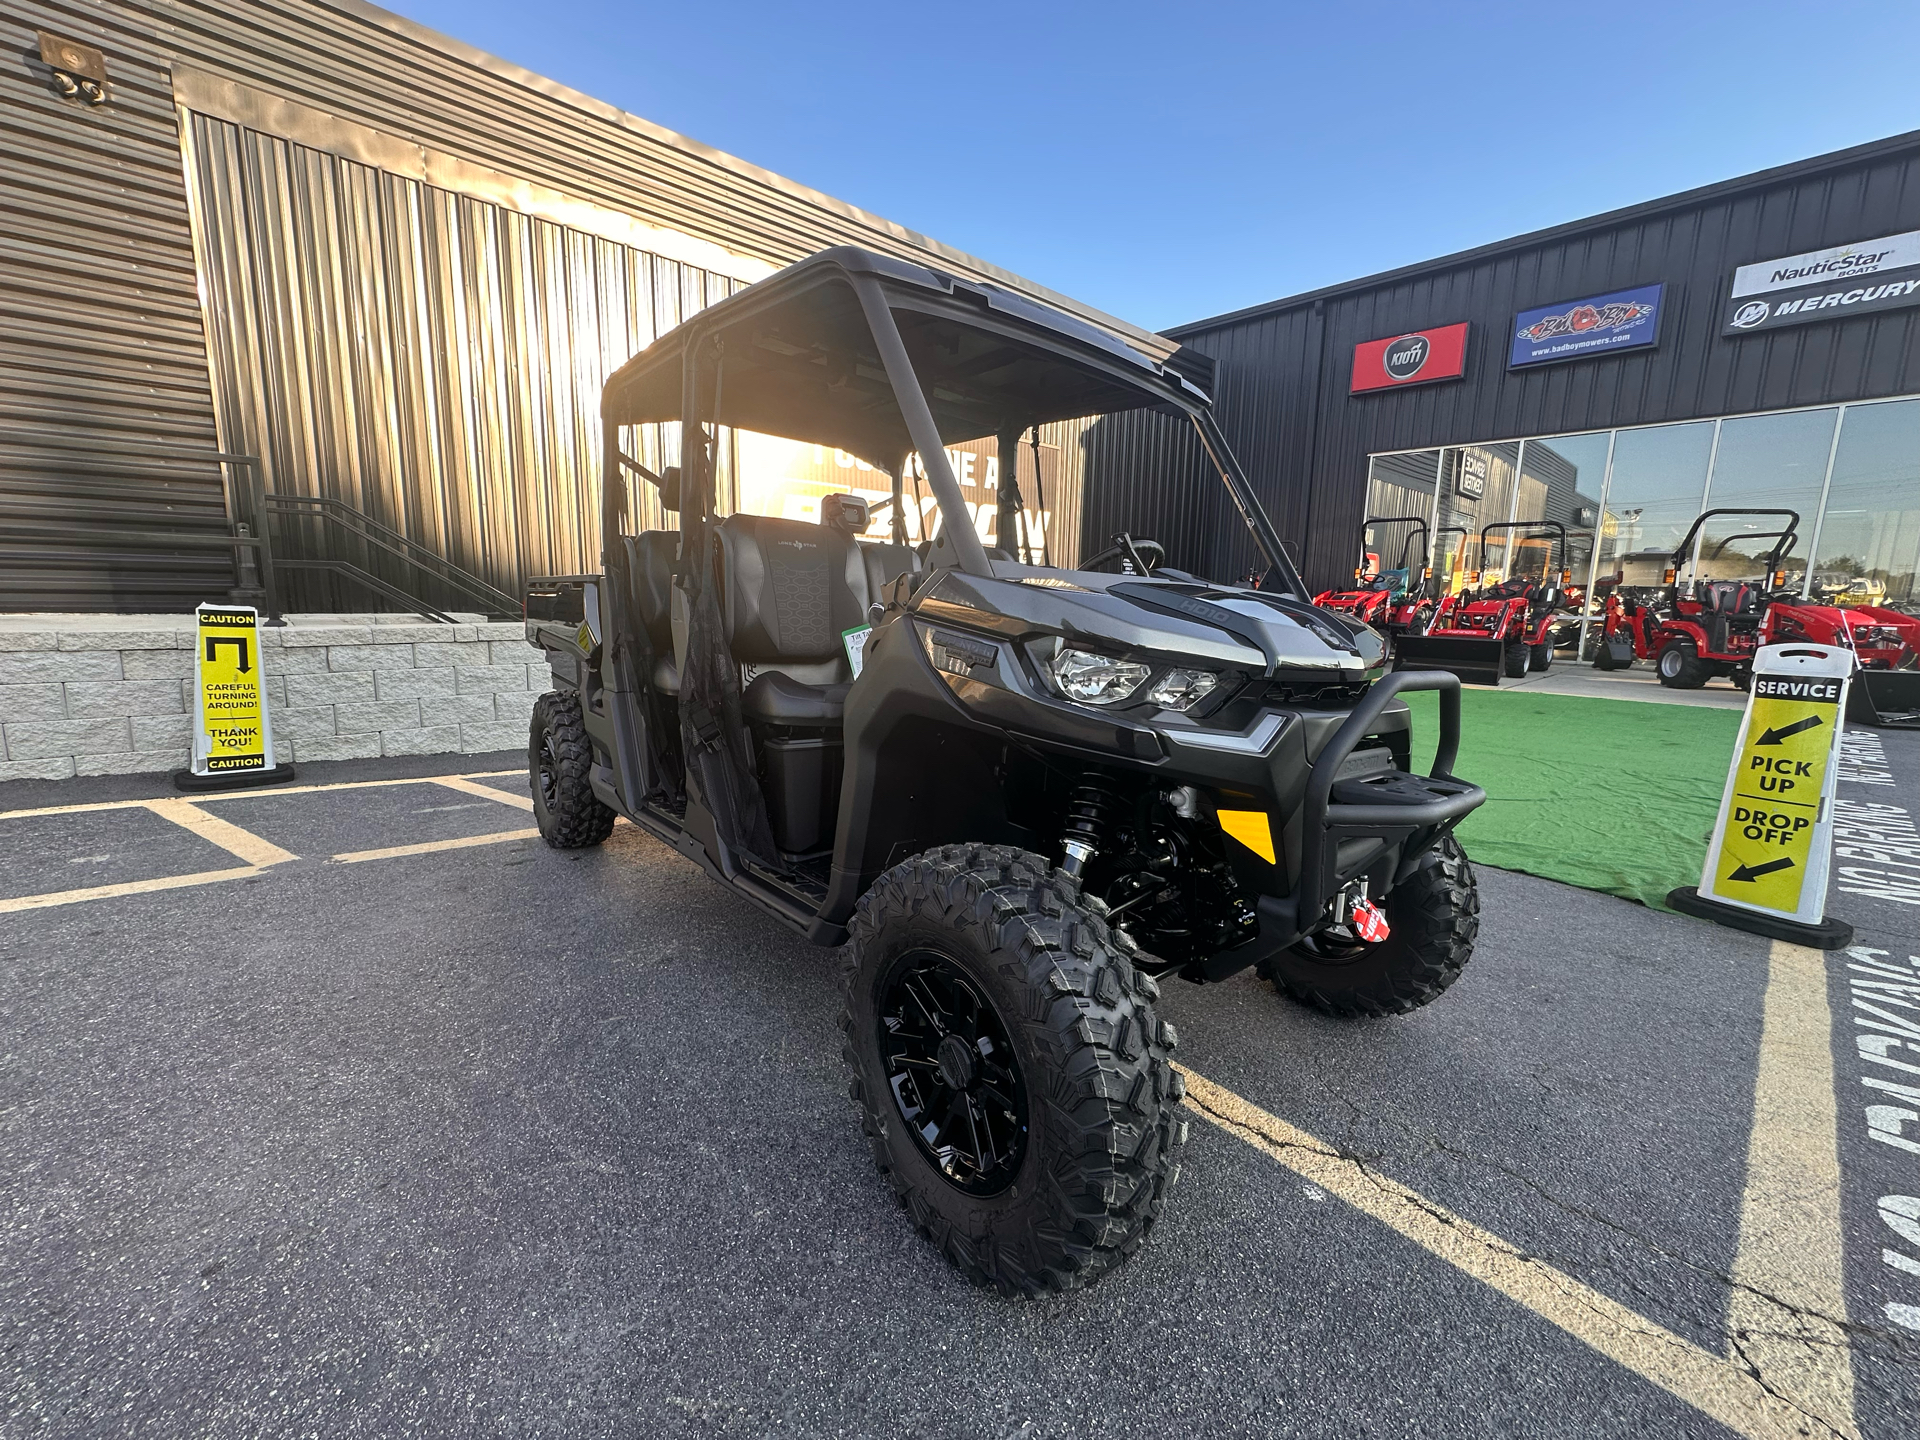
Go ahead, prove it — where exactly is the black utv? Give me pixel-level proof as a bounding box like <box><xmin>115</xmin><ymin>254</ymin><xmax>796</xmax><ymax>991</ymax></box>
<box><xmin>524</xmin><ymin>247</ymin><xmax>1484</xmax><ymax>1295</ymax></box>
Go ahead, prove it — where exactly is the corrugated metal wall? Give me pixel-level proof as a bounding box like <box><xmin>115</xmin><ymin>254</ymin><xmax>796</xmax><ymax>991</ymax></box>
<box><xmin>1088</xmin><ymin>131</ymin><xmax>1920</xmax><ymax>591</ymax></box>
<box><xmin>3</xmin><ymin>0</ymin><xmax>1156</xmax><ymax>611</ymax></box>
<box><xmin>183</xmin><ymin>112</ymin><xmax>741</xmax><ymax>604</ymax></box>
<box><xmin>1</xmin><ymin>0</ymin><xmax>230</xmax><ymax>610</ymax></box>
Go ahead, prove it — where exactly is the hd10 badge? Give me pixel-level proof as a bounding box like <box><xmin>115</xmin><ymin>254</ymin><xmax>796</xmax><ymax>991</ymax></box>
<box><xmin>1669</xmin><ymin>644</ymin><xmax>1854</xmax><ymax>948</ymax></box>
<box><xmin>175</xmin><ymin>603</ymin><xmax>295</xmax><ymax>792</ymax></box>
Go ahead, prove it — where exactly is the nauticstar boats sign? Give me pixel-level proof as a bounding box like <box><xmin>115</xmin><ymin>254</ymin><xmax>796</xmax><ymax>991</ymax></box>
<box><xmin>1722</xmin><ymin>228</ymin><xmax>1920</xmax><ymax>335</ymax></box>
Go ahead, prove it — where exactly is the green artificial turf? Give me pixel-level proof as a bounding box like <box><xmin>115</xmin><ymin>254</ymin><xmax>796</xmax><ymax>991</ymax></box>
<box><xmin>1397</xmin><ymin>688</ymin><xmax>1746</xmax><ymax>910</ymax></box>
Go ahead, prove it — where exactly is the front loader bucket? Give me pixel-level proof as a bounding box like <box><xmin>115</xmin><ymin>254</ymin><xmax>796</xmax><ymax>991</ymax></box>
<box><xmin>1849</xmin><ymin>668</ymin><xmax>1920</xmax><ymax>729</ymax></box>
<box><xmin>1391</xmin><ymin>633</ymin><xmax>1506</xmax><ymax>686</ymax></box>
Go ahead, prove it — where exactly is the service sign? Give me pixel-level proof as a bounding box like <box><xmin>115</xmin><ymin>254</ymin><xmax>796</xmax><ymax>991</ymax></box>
<box><xmin>1351</xmin><ymin>321</ymin><xmax>1469</xmax><ymax>393</ymax></box>
<box><xmin>1509</xmin><ymin>283</ymin><xmax>1664</xmax><ymax>368</ymax></box>
<box><xmin>1722</xmin><ymin>228</ymin><xmax>1920</xmax><ymax>335</ymax></box>
<box><xmin>192</xmin><ymin>604</ymin><xmax>273</xmax><ymax>774</ymax></box>
<box><xmin>1455</xmin><ymin>450</ymin><xmax>1489</xmax><ymax>500</ymax></box>
<box><xmin>1695</xmin><ymin>645</ymin><xmax>1851</xmax><ymax>923</ymax></box>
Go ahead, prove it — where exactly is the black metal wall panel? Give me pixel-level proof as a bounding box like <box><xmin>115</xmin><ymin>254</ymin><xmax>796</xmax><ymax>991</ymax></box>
<box><xmin>0</xmin><ymin>0</ymin><xmax>230</xmax><ymax>610</ymax></box>
<box><xmin>1097</xmin><ymin>131</ymin><xmax>1920</xmax><ymax>592</ymax></box>
<box><xmin>4</xmin><ymin>0</ymin><xmax>1164</xmax><ymax>612</ymax></box>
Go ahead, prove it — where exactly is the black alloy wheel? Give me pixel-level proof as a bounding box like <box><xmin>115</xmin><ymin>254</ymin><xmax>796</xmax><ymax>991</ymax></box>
<box><xmin>877</xmin><ymin>948</ymin><xmax>1029</xmax><ymax>1195</ymax></box>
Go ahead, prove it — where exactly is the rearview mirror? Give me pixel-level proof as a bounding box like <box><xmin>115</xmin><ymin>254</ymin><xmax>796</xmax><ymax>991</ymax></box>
<box><xmin>655</xmin><ymin>464</ymin><xmax>681</xmax><ymax>512</ymax></box>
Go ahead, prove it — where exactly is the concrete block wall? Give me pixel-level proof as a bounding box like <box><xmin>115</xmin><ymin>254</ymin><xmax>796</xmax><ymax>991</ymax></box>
<box><xmin>0</xmin><ymin>614</ymin><xmax>549</xmax><ymax>781</ymax></box>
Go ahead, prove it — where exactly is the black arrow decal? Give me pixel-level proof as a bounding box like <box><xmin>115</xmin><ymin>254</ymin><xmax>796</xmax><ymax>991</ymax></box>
<box><xmin>205</xmin><ymin>636</ymin><xmax>252</xmax><ymax>673</ymax></box>
<box><xmin>1727</xmin><ymin>857</ymin><xmax>1796</xmax><ymax>882</ymax></box>
<box><xmin>1756</xmin><ymin>714</ymin><xmax>1823</xmax><ymax>746</ymax></box>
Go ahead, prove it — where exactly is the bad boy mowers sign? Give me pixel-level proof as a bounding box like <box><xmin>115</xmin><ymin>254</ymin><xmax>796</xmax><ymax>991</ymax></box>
<box><xmin>1509</xmin><ymin>284</ymin><xmax>1664</xmax><ymax>368</ymax></box>
<box><xmin>1722</xmin><ymin>228</ymin><xmax>1920</xmax><ymax>335</ymax></box>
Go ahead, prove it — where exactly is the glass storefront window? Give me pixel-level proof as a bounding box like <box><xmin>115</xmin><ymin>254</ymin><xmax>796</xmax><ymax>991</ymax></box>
<box><xmin>1593</xmin><ymin>421</ymin><xmax>1713</xmax><ymax>599</ymax></box>
<box><xmin>1361</xmin><ymin>450</ymin><xmax>1442</xmax><ymax>585</ymax></box>
<box><xmin>1698</xmin><ymin>407</ymin><xmax>1839</xmax><ymax>586</ymax></box>
<box><xmin>1811</xmin><ymin>400</ymin><xmax>1920</xmax><ymax>606</ymax></box>
<box><xmin>1517</xmin><ymin>432</ymin><xmax>1612</xmax><ymax>647</ymax></box>
<box><xmin>1435</xmin><ymin>441</ymin><xmax>1520</xmax><ymax>594</ymax></box>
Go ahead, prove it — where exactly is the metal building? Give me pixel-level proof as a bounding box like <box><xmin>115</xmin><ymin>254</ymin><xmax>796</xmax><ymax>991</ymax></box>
<box><xmin>1086</xmin><ymin>130</ymin><xmax>1920</xmax><ymax>629</ymax></box>
<box><xmin>3</xmin><ymin>0</ymin><xmax>1154</xmax><ymax>613</ymax></box>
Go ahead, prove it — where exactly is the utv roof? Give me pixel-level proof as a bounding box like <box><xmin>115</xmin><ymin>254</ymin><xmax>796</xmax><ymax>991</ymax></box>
<box><xmin>602</xmin><ymin>246</ymin><xmax>1212</xmax><ymax>470</ymax></box>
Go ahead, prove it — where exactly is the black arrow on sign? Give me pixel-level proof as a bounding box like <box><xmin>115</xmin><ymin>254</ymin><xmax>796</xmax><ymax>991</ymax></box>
<box><xmin>1756</xmin><ymin>714</ymin><xmax>1823</xmax><ymax>746</ymax></box>
<box><xmin>205</xmin><ymin>636</ymin><xmax>251</xmax><ymax>673</ymax></box>
<box><xmin>1727</xmin><ymin>857</ymin><xmax>1796</xmax><ymax>882</ymax></box>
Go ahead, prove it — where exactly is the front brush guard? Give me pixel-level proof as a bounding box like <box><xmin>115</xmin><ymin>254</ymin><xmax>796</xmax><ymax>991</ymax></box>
<box><xmin>1200</xmin><ymin>671</ymin><xmax>1483</xmax><ymax>979</ymax></box>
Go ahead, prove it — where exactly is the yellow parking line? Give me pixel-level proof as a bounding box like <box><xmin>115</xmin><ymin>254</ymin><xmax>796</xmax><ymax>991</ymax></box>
<box><xmin>141</xmin><ymin>797</ymin><xmax>297</xmax><ymax>867</ymax></box>
<box><xmin>0</xmin><ymin>865</ymin><xmax>261</xmax><ymax>914</ymax></box>
<box><xmin>329</xmin><ymin>828</ymin><xmax>540</xmax><ymax>864</ymax></box>
<box><xmin>430</xmin><ymin>775</ymin><xmax>535</xmax><ymax>812</ymax></box>
<box><xmin>1178</xmin><ymin>1065</ymin><xmax>1852</xmax><ymax>1440</ymax></box>
<box><xmin>0</xmin><ymin>769</ymin><xmax>531</xmax><ymax>822</ymax></box>
<box><xmin>1728</xmin><ymin>942</ymin><xmax>1855</xmax><ymax>1430</ymax></box>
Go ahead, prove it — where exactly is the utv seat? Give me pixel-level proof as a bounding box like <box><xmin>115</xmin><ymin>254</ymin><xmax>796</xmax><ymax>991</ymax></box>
<box><xmin>717</xmin><ymin>513</ymin><xmax>873</xmax><ymax>726</ymax></box>
<box><xmin>626</xmin><ymin>529</ymin><xmax>681</xmax><ymax>696</ymax></box>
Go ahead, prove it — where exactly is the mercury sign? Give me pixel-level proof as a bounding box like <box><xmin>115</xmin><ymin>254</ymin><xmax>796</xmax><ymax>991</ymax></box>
<box><xmin>1721</xmin><ymin>228</ymin><xmax>1920</xmax><ymax>335</ymax></box>
<box><xmin>1510</xmin><ymin>284</ymin><xmax>1664</xmax><ymax>368</ymax></box>
<box><xmin>1350</xmin><ymin>321</ymin><xmax>1469</xmax><ymax>393</ymax></box>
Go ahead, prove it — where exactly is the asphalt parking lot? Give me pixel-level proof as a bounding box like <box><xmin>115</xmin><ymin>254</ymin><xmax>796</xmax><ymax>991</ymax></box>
<box><xmin>3</xmin><ymin>729</ymin><xmax>1918</xmax><ymax>1439</ymax></box>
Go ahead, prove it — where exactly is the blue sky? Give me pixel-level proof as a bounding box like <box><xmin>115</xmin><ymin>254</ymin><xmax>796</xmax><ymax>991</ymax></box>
<box><xmin>388</xmin><ymin>0</ymin><xmax>1920</xmax><ymax>333</ymax></box>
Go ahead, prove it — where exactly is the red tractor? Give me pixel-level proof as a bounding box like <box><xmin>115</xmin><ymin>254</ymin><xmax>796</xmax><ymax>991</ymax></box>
<box><xmin>1592</xmin><ymin>508</ymin><xmax>1802</xmax><ymax>690</ymax></box>
<box><xmin>1312</xmin><ymin>516</ymin><xmax>1454</xmax><ymax>638</ymax></box>
<box><xmin>1395</xmin><ymin>521</ymin><xmax>1575</xmax><ymax>684</ymax></box>
<box><xmin>1765</xmin><ymin>599</ymin><xmax>1920</xmax><ymax>727</ymax></box>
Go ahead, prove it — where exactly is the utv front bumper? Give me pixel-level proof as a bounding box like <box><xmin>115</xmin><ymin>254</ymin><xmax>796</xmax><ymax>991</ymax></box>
<box><xmin>1200</xmin><ymin>669</ymin><xmax>1483</xmax><ymax>978</ymax></box>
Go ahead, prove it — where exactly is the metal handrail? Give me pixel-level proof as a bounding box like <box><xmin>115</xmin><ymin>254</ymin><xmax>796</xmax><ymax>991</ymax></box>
<box><xmin>1</xmin><ymin>445</ymin><xmax>520</xmax><ymax>623</ymax></box>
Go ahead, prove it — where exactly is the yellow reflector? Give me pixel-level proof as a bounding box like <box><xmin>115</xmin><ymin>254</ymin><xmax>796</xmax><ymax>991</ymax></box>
<box><xmin>1217</xmin><ymin>808</ymin><xmax>1275</xmax><ymax>865</ymax></box>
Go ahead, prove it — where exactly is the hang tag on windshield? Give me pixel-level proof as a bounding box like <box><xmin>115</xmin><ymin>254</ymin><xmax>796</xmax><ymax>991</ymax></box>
<box><xmin>842</xmin><ymin>624</ymin><xmax>873</xmax><ymax>678</ymax></box>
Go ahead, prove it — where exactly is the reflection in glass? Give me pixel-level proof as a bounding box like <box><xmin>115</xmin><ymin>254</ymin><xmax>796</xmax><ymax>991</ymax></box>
<box><xmin>1518</xmin><ymin>432</ymin><xmax>1612</xmax><ymax>648</ymax></box>
<box><xmin>1435</xmin><ymin>441</ymin><xmax>1520</xmax><ymax>593</ymax></box>
<box><xmin>1594</xmin><ymin>422</ymin><xmax>1714</xmax><ymax>598</ymax></box>
<box><xmin>1698</xmin><ymin>408</ymin><xmax>1838</xmax><ymax>586</ymax></box>
<box><xmin>1813</xmin><ymin>400</ymin><xmax>1920</xmax><ymax>605</ymax></box>
<box><xmin>1362</xmin><ymin>450</ymin><xmax>1441</xmax><ymax>583</ymax></box>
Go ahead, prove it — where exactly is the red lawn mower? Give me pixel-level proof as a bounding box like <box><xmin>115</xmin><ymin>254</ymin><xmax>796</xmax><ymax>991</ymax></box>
<box><xmin>1394</xmin><ymin>521</ymin><xmax>1576</xmax><ymax>685</ymax></box>
<box><xmin>1312</xmin><ymin>517</ymin><xmax>1458</xmax><ymax>638</ymax></box>
<box><xmin>1765</xmin><ymin>598</ymin><xmax>1920</xmax><ymax>728</ymax></box>
<box><xmin>1593</xmin><ymin>508</ymin><xmax>1801</xmax><ymax>690</ymax></box>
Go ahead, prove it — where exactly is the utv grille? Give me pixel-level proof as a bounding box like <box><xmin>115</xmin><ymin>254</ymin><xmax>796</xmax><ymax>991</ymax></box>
<box><xmin>1260</xmin><ymin>678</ymin><xmax>1370</xmax><ymax>708</ymax></box>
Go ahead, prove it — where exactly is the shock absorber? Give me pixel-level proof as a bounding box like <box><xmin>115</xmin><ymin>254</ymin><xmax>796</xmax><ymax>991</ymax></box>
<box><xmin>1060</xmin><ymin>775</ymin><xmax>1120</xmax><ymax>879</ymax></box>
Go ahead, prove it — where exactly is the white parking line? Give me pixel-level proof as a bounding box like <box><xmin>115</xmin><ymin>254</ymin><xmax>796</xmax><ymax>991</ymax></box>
<box><xmin>1179</xmin><ymin>1064</ymin><xmax>1855</xmax><ymax>1440</ymax></box>
<box><xmin>1728</xmin><ymin>941</ymin><xmax>1854</xmax><ymax>1432</ymax></box>
<box><xmin>430</xmin><ymin>775</ymin><xmax>535</xmax><ymax>812</ymax></box>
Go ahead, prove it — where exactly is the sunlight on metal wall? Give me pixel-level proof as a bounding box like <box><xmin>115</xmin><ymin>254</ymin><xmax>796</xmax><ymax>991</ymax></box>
<box><xmin>182</xmin><ymin>111</ymin><xmax>740</xmax><ymax>604</ymax></box>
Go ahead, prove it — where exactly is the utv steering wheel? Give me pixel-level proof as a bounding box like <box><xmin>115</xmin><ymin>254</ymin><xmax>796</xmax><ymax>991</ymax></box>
<box><xmin>1083</xmin><ymin>535</ymin><xmax>1166</xmax><ymax>576</ymax></box>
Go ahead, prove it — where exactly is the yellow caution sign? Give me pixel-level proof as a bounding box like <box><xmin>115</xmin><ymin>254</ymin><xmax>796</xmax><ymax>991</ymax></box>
<box><xmin>1690</xmin><ymin>644</ymin><xmax>1851</xmax><ymax>931</ymax></box>
<box><xmin>192</xmin><ymin>604</ymin><xmax>273</xmax><ymax>775</ymax></box>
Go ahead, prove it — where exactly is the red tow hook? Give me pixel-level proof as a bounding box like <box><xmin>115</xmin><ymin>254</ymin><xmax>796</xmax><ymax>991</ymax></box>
<box><xmin>1351</xmin><ymin>897</ymin><xmax>1391</xmax><ymax>944</ymax></box>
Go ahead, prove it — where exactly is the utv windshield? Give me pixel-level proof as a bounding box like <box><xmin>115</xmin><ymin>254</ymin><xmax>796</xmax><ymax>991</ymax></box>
<box><xmin>600</xmin><ymin>248</ymin><xmax>1303</xmax><ymax>594</ymax></box>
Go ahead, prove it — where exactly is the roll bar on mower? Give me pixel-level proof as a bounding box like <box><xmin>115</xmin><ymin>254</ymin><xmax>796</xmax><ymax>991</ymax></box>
<box><xmin>1478</xmin><ymin>520</ymin><xmax>1569</xmax><ymax>580</ymax></box>
<box><xmin>1667</xmin><ymin>508</ymin><xmax>1801</xmax><ymax>584</ymax></box>
<box><xmin>1360</xmin><ymin>515</ymin><xmax>1431</xmax><ymax>578</ymax></box>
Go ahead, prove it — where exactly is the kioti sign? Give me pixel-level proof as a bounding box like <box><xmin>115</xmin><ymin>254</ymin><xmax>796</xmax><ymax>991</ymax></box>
<box><xmin>1351</xmin><ymin>322</ymin><xmax>1469</xmax><ymax>393</ymax></box>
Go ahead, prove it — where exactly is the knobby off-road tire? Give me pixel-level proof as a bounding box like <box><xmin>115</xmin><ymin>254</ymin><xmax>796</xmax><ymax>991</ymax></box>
<box><xmin>1529</xmin><ymin>640</ymin><xmax>1553</xmax><ymax>673</ymax></box>
<box><xmin>1503</xmin><ymin>641</ymin><xmax>1531</xmax><ymax>678</ymax></box>
<box><xmin>1656</xmin><ymin>639</ymin><xmax>1709</xmax><ymax>689</ymax></box>
<box><xmin>1258</xmin><ymin>835</ymin><xmax>1479</xmax><ymax>1018</ymax></box>
<box><xmin>530</xmin><ymin>691</ymin><xmax>616</xmax><ymax>848</ymax></box>
<box><xmin>842</xmin><ymin>844</ymin><xmax>1187</xmax><ymax>1296</ymax></box>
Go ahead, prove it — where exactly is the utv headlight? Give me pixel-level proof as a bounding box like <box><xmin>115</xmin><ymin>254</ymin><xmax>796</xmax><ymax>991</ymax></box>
<box><xmin>1049</xmin><ymin>648</ymin><xmax>1150</xmax><ymax>705</ymax></box>
<box><xmin>1145</xmin><ymin>668</ymin><xmax>1219</xmax><ymax>711</ymax></box>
